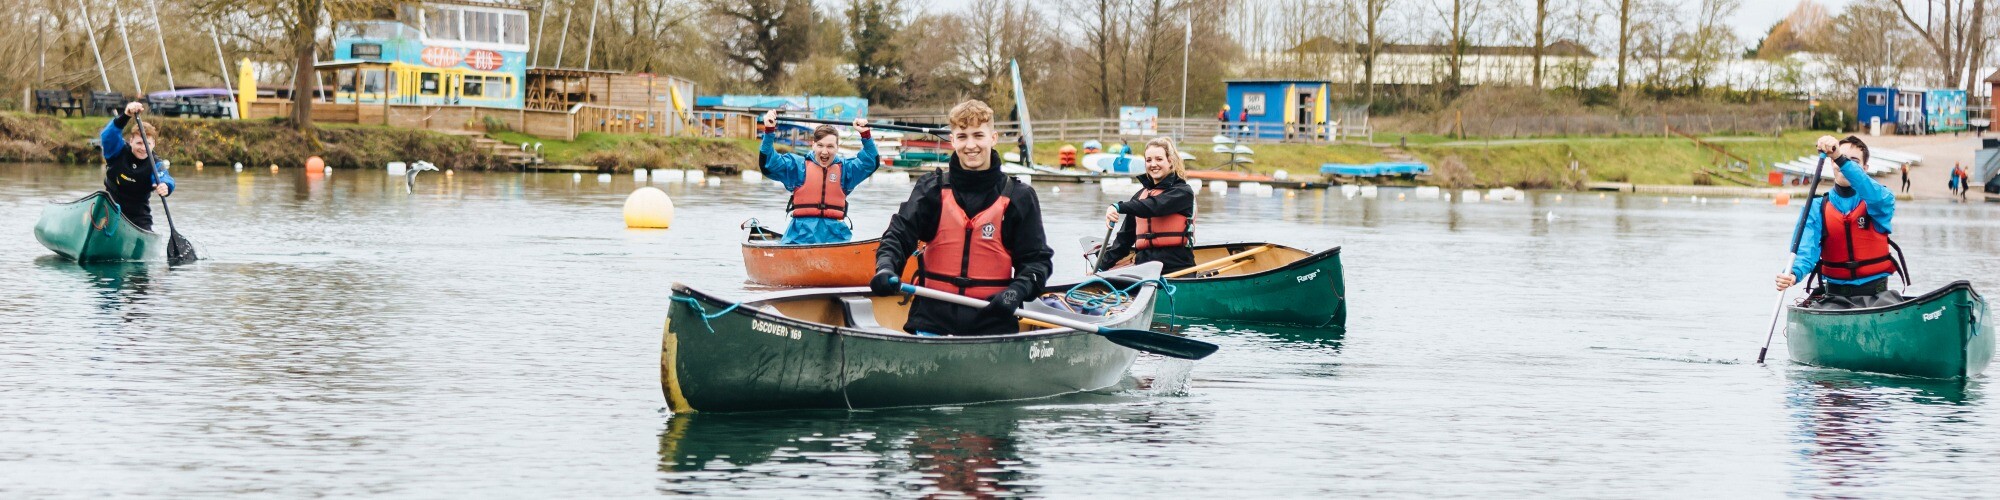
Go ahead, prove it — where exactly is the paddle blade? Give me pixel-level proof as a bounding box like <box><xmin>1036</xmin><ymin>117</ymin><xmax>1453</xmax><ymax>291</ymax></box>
<box><xmin>166</xmin><ymin>231</ymin><xmax>197</xmax><ymax>264</ymax></box>
<box><xmin>1096</xmin><ymin>328</ymin><xmax>1218</xmax><ymax>360</ymax></box>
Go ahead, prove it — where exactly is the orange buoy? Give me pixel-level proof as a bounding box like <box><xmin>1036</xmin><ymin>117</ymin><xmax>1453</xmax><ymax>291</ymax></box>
<box><xmin>306</xmin><ymin>156</ymin><xmax>324</xmax><ymax>171</ymax></box>
<box><xmin>1775</xmin><ymin>193</ymin><xmax>1790</xmax><ymax>206</ymax></box>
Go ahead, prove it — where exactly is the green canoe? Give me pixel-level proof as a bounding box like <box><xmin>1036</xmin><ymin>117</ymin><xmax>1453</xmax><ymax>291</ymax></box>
<box><xmin>1153</xmin><ymin>243</ymin><xmax>1346</xmax><ymax>328</ymax></box>
<box><xmin>1786</xmin><ymin>281</ymin><xmax>1992</xmax><ymax>380</ymax></box>
<box><xmin>33</xmin><ymin>191</ymin><xmax>165</xmax><ymax>263</ymax></box>
<box><xmin>661</xmin><ymin>265</ymin><xmax>1163</xmax><ymax>413</ymax></box>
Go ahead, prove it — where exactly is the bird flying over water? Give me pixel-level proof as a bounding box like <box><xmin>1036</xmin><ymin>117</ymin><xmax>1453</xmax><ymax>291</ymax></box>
<box><xmin>406</xmin><ymin>161</ymin><xmax>439</xmax><ymax>193</ymax></box>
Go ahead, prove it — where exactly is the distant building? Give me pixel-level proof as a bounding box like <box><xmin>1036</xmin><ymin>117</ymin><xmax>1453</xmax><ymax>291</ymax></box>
<box><xmin>1222</xmin><ymin>79</ymin><xmax>1331</xmax><ymax>139</ymax></box>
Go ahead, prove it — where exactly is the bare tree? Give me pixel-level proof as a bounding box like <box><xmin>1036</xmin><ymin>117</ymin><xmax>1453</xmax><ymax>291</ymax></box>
<box><xmin>1433</xmin><ymin>0</ymin><xmax>1485</xmax><ymax>91</ymax></box>
<box><xmin>1890</xmin><ymin>0</ymin><xmax>1991</xmax><ymax>90</ymax></box>
<box><xmin>705</xmin><ymin>0</ymin><xmax>813</xmax><ymax>91</ymax></box>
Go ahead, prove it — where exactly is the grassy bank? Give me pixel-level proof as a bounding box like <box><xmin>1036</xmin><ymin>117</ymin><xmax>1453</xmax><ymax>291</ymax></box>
<box><xmin>487</xmin><ymin>131</ymin><xmax>758</xmax><ymax>172</ymax></box>
<box><xmin>0</xmin><ymin>113</ymin><xmax>496</xmax><ymax>170</ymax></box>
<box><xmin>1402</xmin><ymin>132</ymin><xmax>1823</xmax><ymax>189</ymax></box>
<box><xmin>1023</xmin><ymin>141</ymin><xmax>1389</xmax><ymax>177</ymax></box>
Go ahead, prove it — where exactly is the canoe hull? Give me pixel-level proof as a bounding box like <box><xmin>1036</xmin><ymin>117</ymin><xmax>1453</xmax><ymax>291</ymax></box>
<box><xmin>741</xmin><ymin>237</ymin><xmax>918</xmax><ymax>287</ymax></box>
<box><xmin>1787</xmin><ymin>281</ymin><xmax>1992</xmax><ymax>380</ymax></box>
<box><xmin>663</xmin><ymin>282</ymin><xmax>1154</xmax><ymax>413</ymax></box>
<box><xmin>33</xmin><ymin>191</ymin><xmax>165</xmax><ymax>263</ymax></box>
<box><xmin>1163</xmin><ymin>244</ymin><xmax>1346</xmax><ymax>328</ymax></box>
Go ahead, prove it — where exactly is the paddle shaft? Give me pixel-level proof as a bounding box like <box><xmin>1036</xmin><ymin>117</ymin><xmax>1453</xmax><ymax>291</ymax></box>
<box><xmin>745</xmin><ymin>113</ymin><xmax>946</xmax><ymax>136</ymax></box>
<box><xmin>133</xmin><ymin>113</ymin><xmax>178</xmax><ymax>236</ymax></box>
<box><xmin>1758</xmin><ymin>154</ymin><xmax>1829</xmax><ymax>364</ymax></box>
<box><xmin>900</xmin><ymin>283</ymin><xmax>1105</xmax><ymax>334</ymax></box>
<box><xmin>1166</xmin><ymin>244</ymin><xmax>1273</xmax><ymax>279</ymax></box>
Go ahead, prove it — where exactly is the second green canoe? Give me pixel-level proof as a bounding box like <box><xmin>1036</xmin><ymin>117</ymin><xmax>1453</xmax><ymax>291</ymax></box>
<box><xmin>1787</xmin><ymin>281</ymin><xmax>1992</xmax><ymax>380</ymax></box>
<box><xmin>33</xmin><ymin>191</ymin><xmax>165</xmax><ymax>263</ymax></box>
<box><xmin>1157</xmin><ymin>243</ymin><xmax>1346</xmax><ymax>328</ymax></box>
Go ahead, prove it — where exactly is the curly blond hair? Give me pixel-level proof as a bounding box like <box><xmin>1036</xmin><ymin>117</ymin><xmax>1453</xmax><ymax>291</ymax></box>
<box><xmin>948</xmin><ymin>100</ymin><xmax>994</xmax><ymax>130</ymax></box>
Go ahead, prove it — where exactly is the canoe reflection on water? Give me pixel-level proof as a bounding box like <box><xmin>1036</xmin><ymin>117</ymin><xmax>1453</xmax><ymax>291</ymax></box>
<box><xmin>657</xmin><ymin>399</ymin><xmax>1201</xmax><ymax>497</ymax></box>
<box><xmin>1785</xmin><ymin>368</ymin><xmax>1975</xmax><ymax>493</ymax></box>
<box><xmin>1165</xmin><ymin>319</ymin><xmax>1347</xmax><ymax>351</ymax></box>
<box><xmin>658</xmin><ymin>410</ymin><xmax>1030</xmax><ymax>497</ymax></box>
<box><xmin>36</xmin><ymin>255</ymin><xmax>159</xmax><ymax>320</ymax></box>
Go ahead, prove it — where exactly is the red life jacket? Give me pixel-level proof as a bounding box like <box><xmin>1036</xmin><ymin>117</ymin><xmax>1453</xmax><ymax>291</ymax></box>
<box><xmin>788</xmin><ymin>160</ymin><xmax>847</xmax><ymax>219</ymax></box>
<box><xmin>918</xmin><ymin>180</ymin><xmax>1015</xmax><ymax>300</ymax></box>
<box><xmin>1132</xmin><ymin>188</ymin><xmax>1193</xmax><ymax>250</ymax></box>
<box><xmin>1818</xmin><ymin>199</ymin><xmax>1898</xmax><ymax>280</ymax></box>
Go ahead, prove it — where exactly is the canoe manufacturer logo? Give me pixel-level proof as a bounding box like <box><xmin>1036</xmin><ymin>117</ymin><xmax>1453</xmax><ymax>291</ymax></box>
<box><xmin>1923</xmin><ymin>306</ymin><xmax>1945</xmax><ymax>322</ymax></box>
<box><xmin>979</xmin><ymin>223</ymin><xmax>996</xmax><ymax>240</ymax></box>
<box><xmin>1029</xmin><ymin>340</ymin><xmax>1055</xmax><ymax>360</ymax></box>
<box><xmin>751</xmin><ymin>319</ymin><xmax>801</xmax><ymax>340</ymax></box>
<box><xmin>1297</xmin><ymin>270</ymin><xmax>1320</xmax><ymax>283</ymax></box>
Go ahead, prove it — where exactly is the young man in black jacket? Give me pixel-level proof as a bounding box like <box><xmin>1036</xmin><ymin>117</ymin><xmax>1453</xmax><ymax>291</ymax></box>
<box><xmin>869</xmin><ymin>100</ymin><xmax>1054</xmax><ymax>336</ymax></box>
<box><xmin>100</xmin><ymin>102</ymin><xmax>176</xmax><ymax>230</ymax></box>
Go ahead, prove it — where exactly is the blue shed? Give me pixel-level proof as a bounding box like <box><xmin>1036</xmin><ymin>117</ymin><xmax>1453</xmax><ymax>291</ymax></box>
<box><xmin>1223</xmin><ymin>79</ymin><xmax>1331</xmax><ymax>140</ymax></box>
<box><xmin>1856</xmin><ymin>87</ymin><xmax>1894</xmax><ymax>130</ymax></box>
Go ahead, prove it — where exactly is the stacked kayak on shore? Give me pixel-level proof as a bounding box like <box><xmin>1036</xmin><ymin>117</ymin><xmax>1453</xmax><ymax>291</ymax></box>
<box><xmin>1787</xmin><ymin>281</ymin><xmax>1992</xmax><ymax>380</ymax></box>
<box><xmin>662</xmin><ymin>264</ymin><xmax>1164</xmax><ymax>413</ymax></box>
<box><xmin>33</xmin><ymin>191</ymin><xmax>164</xmax><ymax>263</ymax></box>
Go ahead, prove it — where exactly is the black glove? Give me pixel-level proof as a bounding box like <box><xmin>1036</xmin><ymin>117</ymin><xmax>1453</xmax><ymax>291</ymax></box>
<box><xmin>868</xmin><ymin>270</ymin><xmax>901</xmax><ymax>296</ymax></box>
<box><xmin>979</xmin><ymin>287</ymin><xmax>1026</xmax><ymax>318</ymax></box>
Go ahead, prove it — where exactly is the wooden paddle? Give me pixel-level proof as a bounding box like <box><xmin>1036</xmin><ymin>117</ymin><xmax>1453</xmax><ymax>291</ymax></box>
<box><xmin>1166</xmin><ymin>244</ymin><xmax>1273</xmax><ymax>279</ymax></box>
<box><xmin>1758</xmin><ymin>154</ymin><xmax>1828</xmax><ymax>364</ymax></box>
<box><xmin>894</xmin><ymin>280</ymin><xmax>1217</xmax><ymax>360</ymax></box>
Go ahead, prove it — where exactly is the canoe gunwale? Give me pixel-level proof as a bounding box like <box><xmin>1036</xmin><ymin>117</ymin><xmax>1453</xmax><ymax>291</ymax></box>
<box><xmin>670</xmin><ymin>277</ymin><xmax>1159</xmax><ymax>344</ymax></box>
<box><xmin>1786</xmin><ymin>280</ymin><xmax>1981</xmax><ymax>317</ymax></box>
<box><xmin>740</xmin><ymin>234</ymin><xmax>886</xmax><ymax>251</ymax></box>
<box><xmin>50</xmin><ymin>191</ymin><xmax>164</xmax><ymax>238</ymax></box>
<box><xmin>1167</xmin><ymin>242</ymin><xmax>1340</xmax><ymax>284</ymax></box>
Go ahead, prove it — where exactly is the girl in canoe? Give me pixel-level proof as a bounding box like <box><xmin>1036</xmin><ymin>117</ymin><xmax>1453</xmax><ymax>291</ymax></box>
<box><xmin>758</xmin><ymin>109</ymin><xmax>879</xmax><ymax>244</ymax></box>
<box><xmin>101</xmin><ymin>102</ymin><xmax>176</xmax><ymax>231</ymax></box>
<box><xmin>1775</xmin><ymin>135</ymin><xmax>1904</xmax><ymax>309</ymax></box>
<box><xmin>1095</xmin><ymin>137</ymin><xmax>1196</xmax><ymax>275</ymax></box>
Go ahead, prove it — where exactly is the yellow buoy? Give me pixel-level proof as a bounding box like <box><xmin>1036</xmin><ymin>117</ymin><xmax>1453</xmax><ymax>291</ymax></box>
<box><xmin>624</xmin><ymin>187</ymin><xmax>676</xmax><ymax>228</ymax></box>
<box><xmin>269</xmin><ymin>164</ymin><xmax>279</xmax><ymax>172</ymax></box>
<box><xmin>194</xmin><ymin>161</ymin><xmax>204</xmax><ymax>171</ymax></box>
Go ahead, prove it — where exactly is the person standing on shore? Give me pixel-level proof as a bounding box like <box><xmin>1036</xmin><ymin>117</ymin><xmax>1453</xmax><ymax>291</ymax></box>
<box><xmin>100</xmin><ymin>102</ymin><xmax>176</xmax><ymax>231</ymax></box>
<box><xmin>1775</xmin><ymin>135</ymin><xmax>1903</xmax><ymax>309</ymax></box>
<box><xmin>869</xmin><ymin>100</ymin><xmax>1054</xmax><ymax>336</ymax></box>
<box><xmin>758</xmin><ymin>109</ymin><xmax>879</xmax><ymax>244</ymax></box>
<box><xmin>1899</xmin><ymin>163</ymin><xmax>1910</xmax><ymax>193</ymax></box>
<box><xmin>1095</xmin><ymin>137</ymin><xmax>1197</xmax><ymax>275</ymax></box>
<box><xmin>1216</xmin><ymin>105</ymin><xmax>1230</xmax><ymax>133</ymax></box>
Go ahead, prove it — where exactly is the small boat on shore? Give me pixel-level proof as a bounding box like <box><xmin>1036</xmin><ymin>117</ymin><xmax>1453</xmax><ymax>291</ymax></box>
<box><xmin>34</xmin><ymin>191</ymin><xmax>165</xmax><ymax>263</ymax></box>
<box><xmin>740</xmin><ymin>221</ymin><xmax>914</xmax><ymax>287</ymax></box>
<box><xmin>1184</xmin><ymin>170</ymin><xmax>1274</xmax><ymax>183</ymax></box>
<box><xmin>1786</xmin><ymin>281</ymin><xmax>1992</xmax><ymax>380</ymax></box>
<box><xmin>662</xmin><ymin>264</ymin><xmax>1163</xmax><ymax>413</ymax></box>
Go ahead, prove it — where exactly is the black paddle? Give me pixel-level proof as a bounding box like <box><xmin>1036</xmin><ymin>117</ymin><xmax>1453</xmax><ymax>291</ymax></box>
<box><xmin>1757</xmin><ymin>153</ymin><xmax>1828</xmax><ymax>363</ymax></box>
<box><xmin>892</xmin><ymin>279</ymin><xmax>1216</xmax><ymax>360</ymax></box>
<box><xmin>134</xmin><ymin>113</ymin><xmax>197</xmax><ymax>264</ymax></box>
<box><xmin>776</xmin><ymin>116</ymin><xmax>946</xmax><ymax>136</ymax></box>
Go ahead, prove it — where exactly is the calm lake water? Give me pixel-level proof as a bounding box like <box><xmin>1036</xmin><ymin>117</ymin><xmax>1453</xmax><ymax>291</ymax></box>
<box><xmin>3</xmin><ymin>162</ymin><xmax>1998</xmax><ymax>498</ymax></box>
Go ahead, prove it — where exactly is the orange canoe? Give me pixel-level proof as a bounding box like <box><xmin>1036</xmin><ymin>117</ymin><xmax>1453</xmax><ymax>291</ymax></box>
<box><xmin>742</xmin><ymin>229</ymin><xmax>917</xmax><ymax>287</ymax></box>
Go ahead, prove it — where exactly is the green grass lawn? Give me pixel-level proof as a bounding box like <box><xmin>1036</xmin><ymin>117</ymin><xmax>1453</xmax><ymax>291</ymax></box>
<box><xmin>1019</xmin><ymin>141</ymin><xmax>1389</xmax><ymax>177</ymax></box>
<box><xmin>1403</xmin><ymin>131</ymin><xmax>1828</xmax><ymax>187</ymax></box>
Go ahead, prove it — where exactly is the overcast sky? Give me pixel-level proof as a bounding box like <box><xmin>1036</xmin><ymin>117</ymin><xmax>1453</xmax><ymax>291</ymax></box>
<box><xmin>915</xmin><ymin>0</ymin><xmax>1861</xmax><ymax>50</ymax></box>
